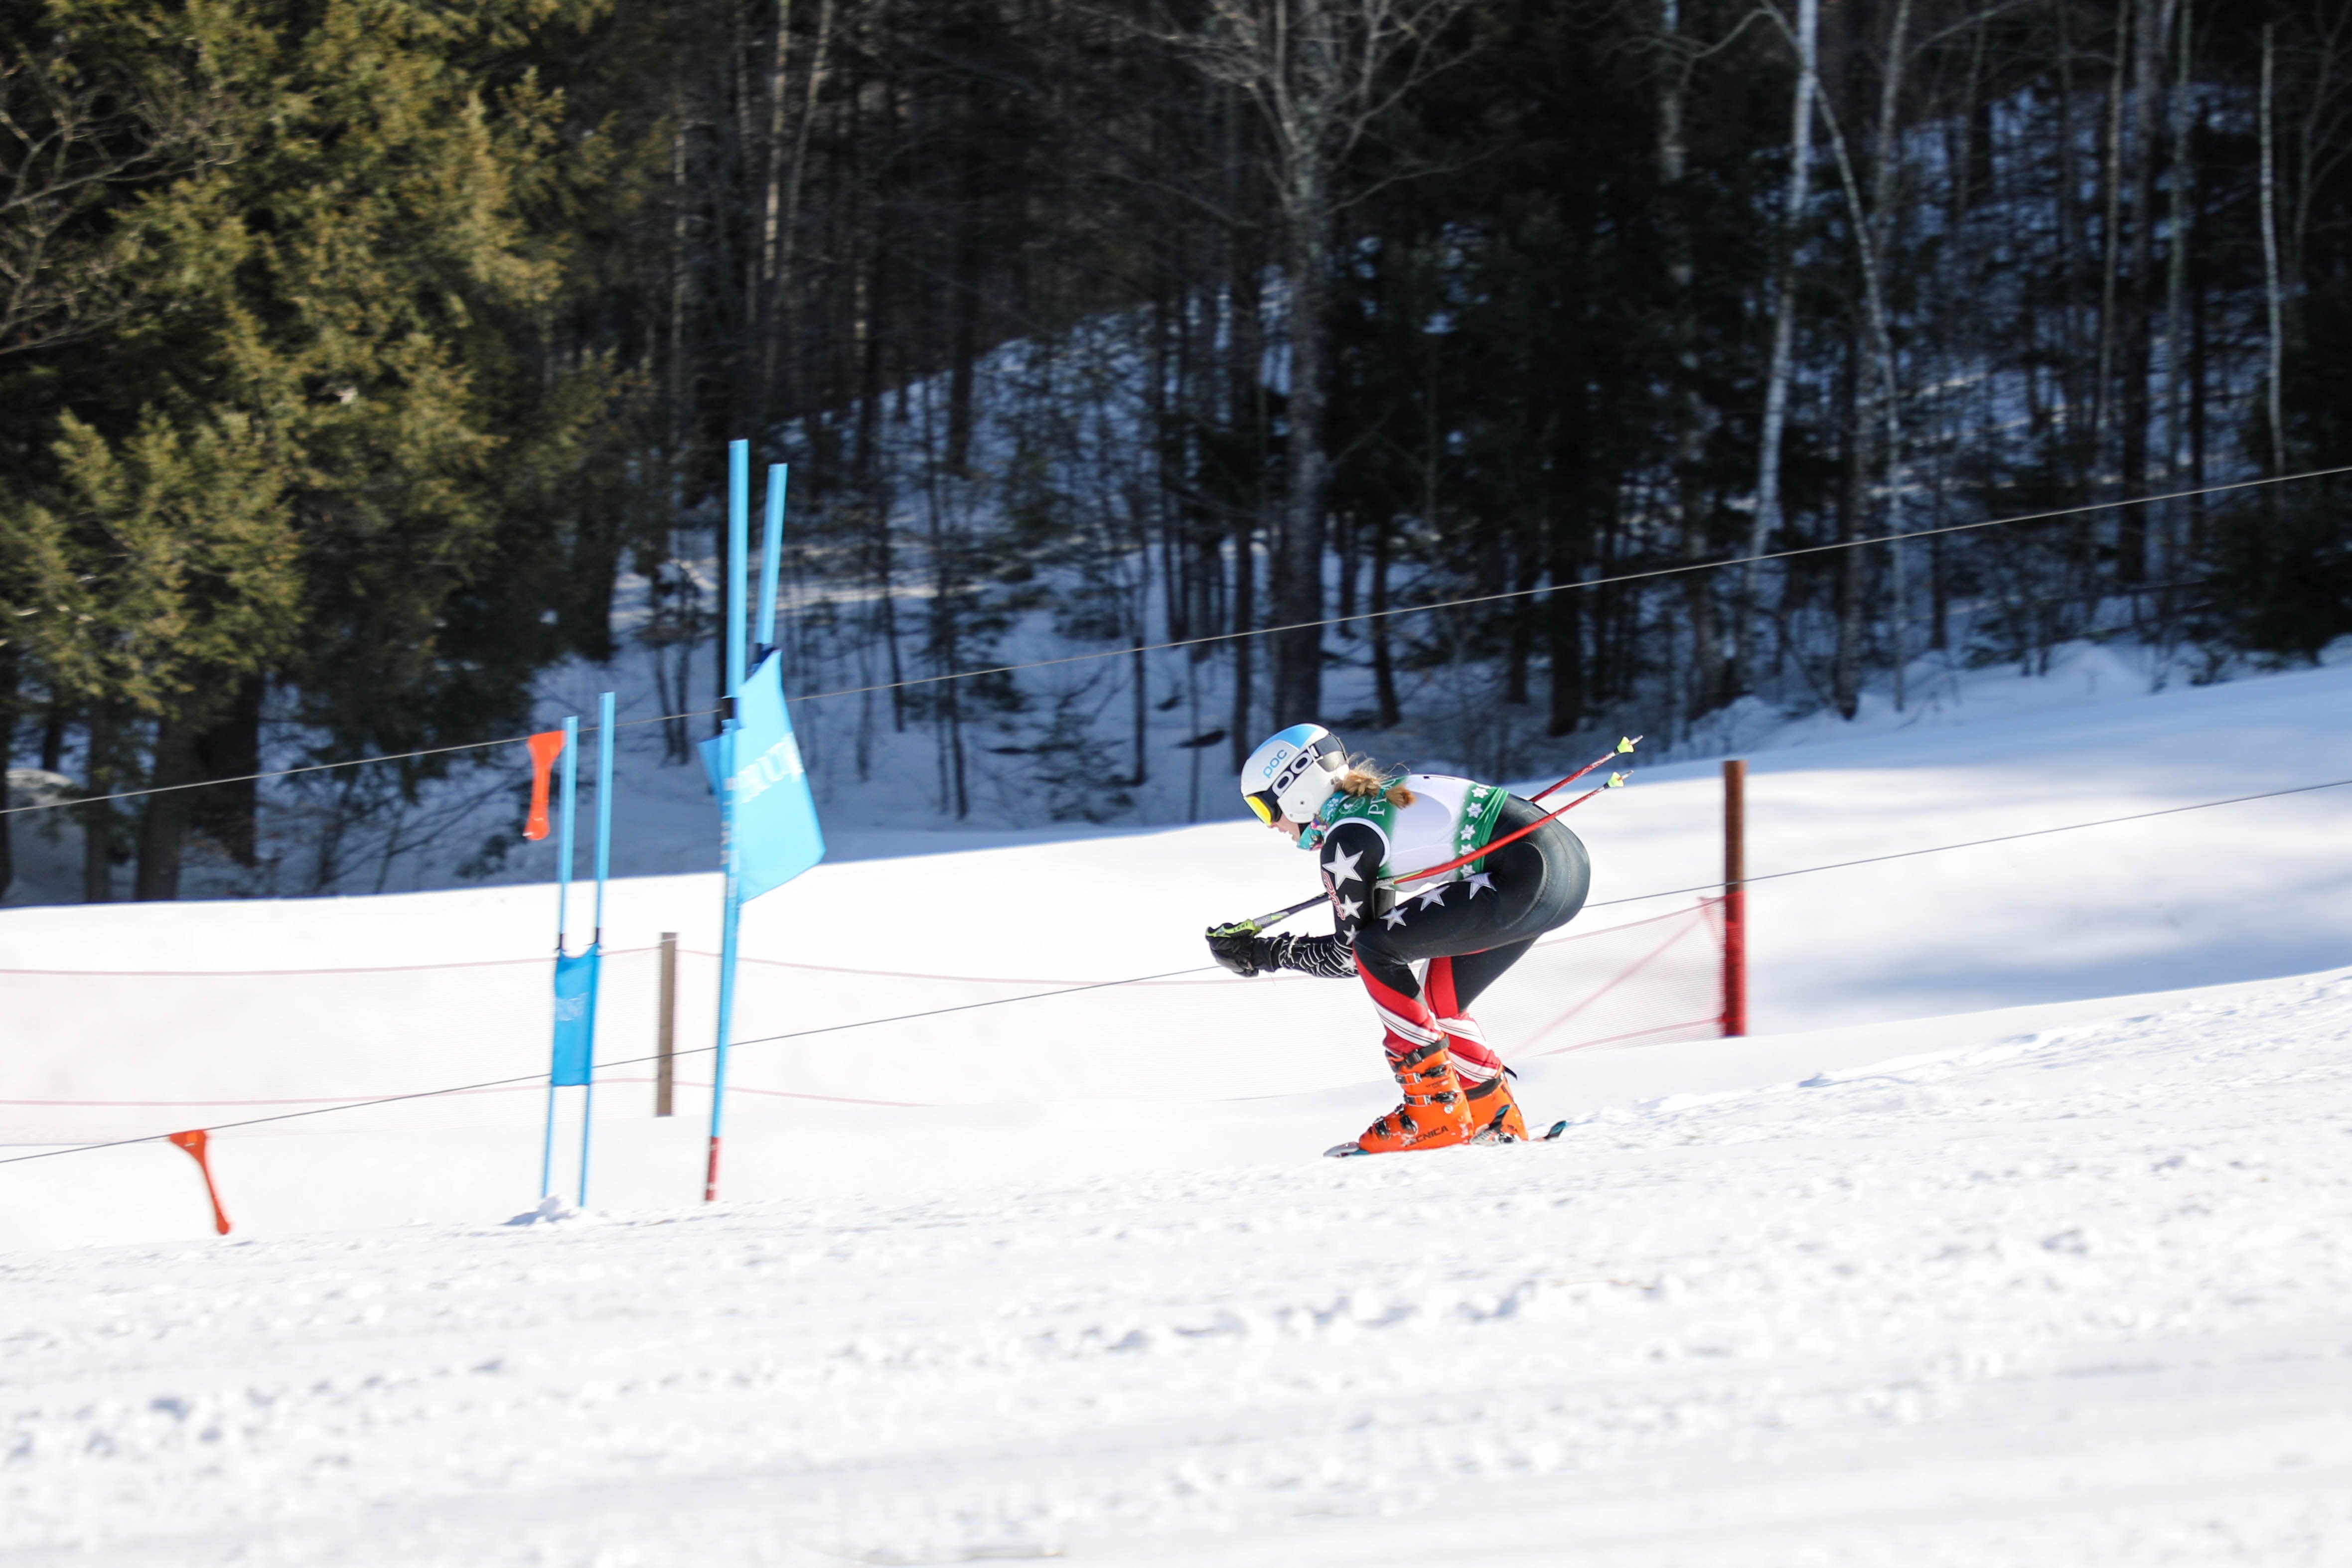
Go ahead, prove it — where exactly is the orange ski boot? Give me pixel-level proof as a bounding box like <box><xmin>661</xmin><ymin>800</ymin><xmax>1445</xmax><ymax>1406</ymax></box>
<box><xmin>1329</xmin><ymin>1041</ymin><xmax>1475</xmax><ymax>1156</ymax></box>
<box><xmin>1464</xmin><ymin>1070</ymin><xmax>1529</xmax><ymax>1143</ymax></box>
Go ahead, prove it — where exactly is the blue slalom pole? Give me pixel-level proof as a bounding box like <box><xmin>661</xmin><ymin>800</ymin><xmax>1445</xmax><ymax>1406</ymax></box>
<box><xmin>706</xmin><ymin>760</ymin><xmax>739</xmax><ymax>1202</ymax></box>
<box><xmin>559</xmin><ymin>714</ymin><xmax>579</xmax><ymax>941</ymax></box>
<box><xmin>726</xmin><ymin>443</ymin><xmax>749</xmax><ymax>698</ymax></box>
<box><xmin>580</xmin><ymin>691</ymin><xmax>614</xmax><ymax>1208</ymax></box>
<box><xmin>540</xmin><ymin>715</ymin><xmax>579</xmax><ymax>1200</ymax></box>
<box><xmin>756</xmin><ymin>464</ymin><xmax>787</xmax><ymax>656</ymax></box>
<box><xmin>706</xmin><ymin>440</ymin><xmax>750</xmax><ymax>1202</ymax></box>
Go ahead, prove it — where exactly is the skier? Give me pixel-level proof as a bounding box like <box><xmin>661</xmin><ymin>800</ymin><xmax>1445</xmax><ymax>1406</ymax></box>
<box><xmin>1208</xmin><ymin>723</ymin><xmax>1591</xmax><ymax>1156</ymax></box>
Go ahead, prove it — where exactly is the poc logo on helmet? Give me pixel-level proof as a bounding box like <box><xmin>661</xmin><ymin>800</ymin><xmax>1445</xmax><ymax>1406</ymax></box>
<box><xmin>1273</xmin><ymin>751</ymin><xmax>1319</xmax><ymax>792</ymax></box>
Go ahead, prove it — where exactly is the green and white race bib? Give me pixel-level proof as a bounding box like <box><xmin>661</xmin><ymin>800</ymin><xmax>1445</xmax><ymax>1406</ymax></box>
<box><xmin>1315</xmin><ymin>774</ymin><xmax>1509</xmax><ymax>884</ymax></box>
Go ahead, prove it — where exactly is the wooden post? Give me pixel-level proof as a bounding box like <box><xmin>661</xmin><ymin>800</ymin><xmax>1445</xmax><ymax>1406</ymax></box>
<box><xmin>655</xmin><ymin>932</ymin><xmax>677</xmax><ymax>1117</ymax></box>
<box><xmin>1723</xmin><ymin>759</ymin><xmax>1748</xmax><ymax>1036</ymax></box>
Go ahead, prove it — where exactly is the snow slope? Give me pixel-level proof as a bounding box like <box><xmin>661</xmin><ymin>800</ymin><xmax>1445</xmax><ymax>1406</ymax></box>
<box><xmin>5</xmin><ymin>647</ymin><xmax>2351</xmax><ymax>1156</ymax></box>
<box><xmin>5</xmin><ymin>646</ymin><xmax>2352</xmax><ymax>1563</ymax></box>
<box><xmin>4</xmin><ymin>970</ymin><xmax>2351</xmax><ymax>1565</ymax></box>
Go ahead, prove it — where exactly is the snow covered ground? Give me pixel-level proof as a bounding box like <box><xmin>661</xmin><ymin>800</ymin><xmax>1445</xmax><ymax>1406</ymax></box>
<box><xmin>5</xmin><ymin>648</ymin><xmax>2352</xmax><ymax>1563</ymax></box>
<box><xmin>5</xmin><ymin>971</ymin><xmax>2351</xmax><ymax>1565</ymax></box>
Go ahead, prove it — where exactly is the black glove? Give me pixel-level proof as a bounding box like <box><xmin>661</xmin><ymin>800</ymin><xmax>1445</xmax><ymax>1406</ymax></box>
<box><xmin>1206</xmin><ymin>928</ymin><xmax>1272</xmax><ymax>976</ymax></box>
<box><xmin>1263</xmin><ymin>931</ymin><xmax>1356</xmax><ymax>980</ymax></box>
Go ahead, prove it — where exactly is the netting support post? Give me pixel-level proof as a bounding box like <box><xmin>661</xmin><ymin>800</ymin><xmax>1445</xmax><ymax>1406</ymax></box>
<box><xmin>655</xmin><ymin>932</ymin><xmax>677</xmax><ymax>1117</ymax></box>
<box><xmin>1723</xmin><ymin>758</ymin><xmax>1748</xmax><ymax>1036</ymax></box>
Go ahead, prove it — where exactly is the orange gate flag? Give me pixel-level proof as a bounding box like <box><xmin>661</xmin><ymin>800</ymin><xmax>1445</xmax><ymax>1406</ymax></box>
<box><xmin>167</xmin><ymin>1130</ymin><xmax>232</xmax><ymax>1236</ymax></box>
<box><xmin>524</xmin><ymin>729</ymin><xmax>567</xmax><ymax>841</ymax></box>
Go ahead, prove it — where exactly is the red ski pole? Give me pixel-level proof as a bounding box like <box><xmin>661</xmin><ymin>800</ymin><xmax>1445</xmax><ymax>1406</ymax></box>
<box><xmin>1386</xmin><ymin>771</ymin><xmax>1628</xmax><ymax>894</ymax></box>
<box><xmin>1527</xmin><ymin>735</ymin><xmax>1641</xmax><ymax>801</ymax></box>
<box><xmin>1208</xmin><ymin>738</ymin><xmax>1641</xmax><ymax>936</ymax></box>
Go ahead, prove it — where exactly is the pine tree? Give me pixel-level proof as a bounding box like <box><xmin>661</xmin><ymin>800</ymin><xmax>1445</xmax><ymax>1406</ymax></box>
<box><xmin>1</xmin><ymin>0</ymin><xmax>618</xmax><ymax>896</ymax></box>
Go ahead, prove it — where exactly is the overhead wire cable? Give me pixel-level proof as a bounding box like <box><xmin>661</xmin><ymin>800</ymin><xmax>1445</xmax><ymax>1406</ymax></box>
<box><xmin>1581</xmin><ymin>773</ymin><xmax>2352</xmax><ymax>911</ymax></box>
<box><xmin>781</xmin><ymin>464</ymin><xmax>2352</xmax><ymax>702</ymax></box>
<box><xmin>0</xmin><ymin>706</ymin><xmax>720</xmax><ymax>819</ymax></box>
<box><xmin>5</xmin><ymin>463</ymin><xmax>2346</xmax><ymax>820</ymax></box>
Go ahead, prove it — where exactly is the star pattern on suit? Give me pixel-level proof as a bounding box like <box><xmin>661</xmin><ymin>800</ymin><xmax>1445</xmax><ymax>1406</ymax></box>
<box><xmin>1321</xmin><ymin>845</ymin><xmax>1364</xmax><ymax>885</ymax></box>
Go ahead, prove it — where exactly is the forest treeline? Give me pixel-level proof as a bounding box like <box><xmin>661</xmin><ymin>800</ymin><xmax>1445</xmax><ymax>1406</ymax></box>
<box><xmin>2</xmin><ymin>0</ymin><xmax>2349</xmax><ymax>898</ymax></box>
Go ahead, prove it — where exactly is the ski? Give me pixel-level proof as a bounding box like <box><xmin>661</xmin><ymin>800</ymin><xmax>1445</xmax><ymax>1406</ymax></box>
<box><xmin>1323</xmin><ymin>1121</ymin><xmax>1568</xmax><ymax>1158</ymax></box>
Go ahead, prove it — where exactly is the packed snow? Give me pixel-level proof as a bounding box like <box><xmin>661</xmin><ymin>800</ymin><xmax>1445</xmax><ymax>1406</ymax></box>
<box><xmin>4</xmin><ymin>651</ymin><xmax>2352</xmax><ymax>1563</ymax></box>
<box><xmin>6</xmin><ymin>972</ymin><xmax>2352</xmax><ymax>1564</ymax></box>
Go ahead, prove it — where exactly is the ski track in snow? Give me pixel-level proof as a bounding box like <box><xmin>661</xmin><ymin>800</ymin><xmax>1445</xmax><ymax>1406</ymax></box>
<box><xmin>7</xmin><ymin>975</ymin><xmax>2352</xmax><ymax>1565</ymax></box>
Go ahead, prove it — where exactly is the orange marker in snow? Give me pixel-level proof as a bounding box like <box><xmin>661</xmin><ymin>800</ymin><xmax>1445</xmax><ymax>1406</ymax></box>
<box><xmin>167</xmin><ymin>1130</ymin><xmax>232</xmax><ymax>1236</ymax></box>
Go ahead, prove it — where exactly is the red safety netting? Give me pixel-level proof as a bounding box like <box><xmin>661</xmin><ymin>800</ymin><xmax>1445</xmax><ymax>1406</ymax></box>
<box><xmin>1507</xmin><ymin>898</ymin><xmax>1728</xmax><ymax>1057</ymax></box>
<box><xmin>0</xmin><ymin>900</ymin><xmax>1730</xmax><ymax>1136</ymax></box>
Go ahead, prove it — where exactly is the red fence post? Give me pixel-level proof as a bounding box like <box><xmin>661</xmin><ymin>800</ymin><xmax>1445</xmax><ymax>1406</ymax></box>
<box><xmin>1723</xmin><ymin>758</ymin><xmax>1748</xmax><ymax>1037</ymax></box>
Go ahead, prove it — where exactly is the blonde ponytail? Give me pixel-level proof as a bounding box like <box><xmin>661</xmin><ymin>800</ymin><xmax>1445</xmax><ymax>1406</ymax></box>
<box><xmin>1334</xmin><ymin>760</ymin><xmax>1416</xmax><ymax>808</ymax></box>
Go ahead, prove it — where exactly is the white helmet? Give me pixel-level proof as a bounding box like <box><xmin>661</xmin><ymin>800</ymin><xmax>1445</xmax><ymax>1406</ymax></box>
<box><xmin>1239</xmin><ymin>723</ymin><xmax>1346</xmax><ymax>825</ymax></box>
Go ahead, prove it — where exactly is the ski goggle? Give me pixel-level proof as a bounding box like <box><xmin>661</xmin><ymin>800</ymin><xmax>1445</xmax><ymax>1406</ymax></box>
<box><xmin>1244</xmin><ymin>789</ymin><xmax>1281</xmax><ymax>825</ymax></box>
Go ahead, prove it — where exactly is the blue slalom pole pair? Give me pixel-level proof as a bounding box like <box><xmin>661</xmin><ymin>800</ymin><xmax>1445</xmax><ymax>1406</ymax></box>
<box><xmin>705</xmin><ymin>441</ymin><xmax>789</xmax><ymax>1203</ymax></box>
<box><xmin>539</xmin><ymin>691</ymin><xmax>616</xmax><ymax>1209</ymax></box>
